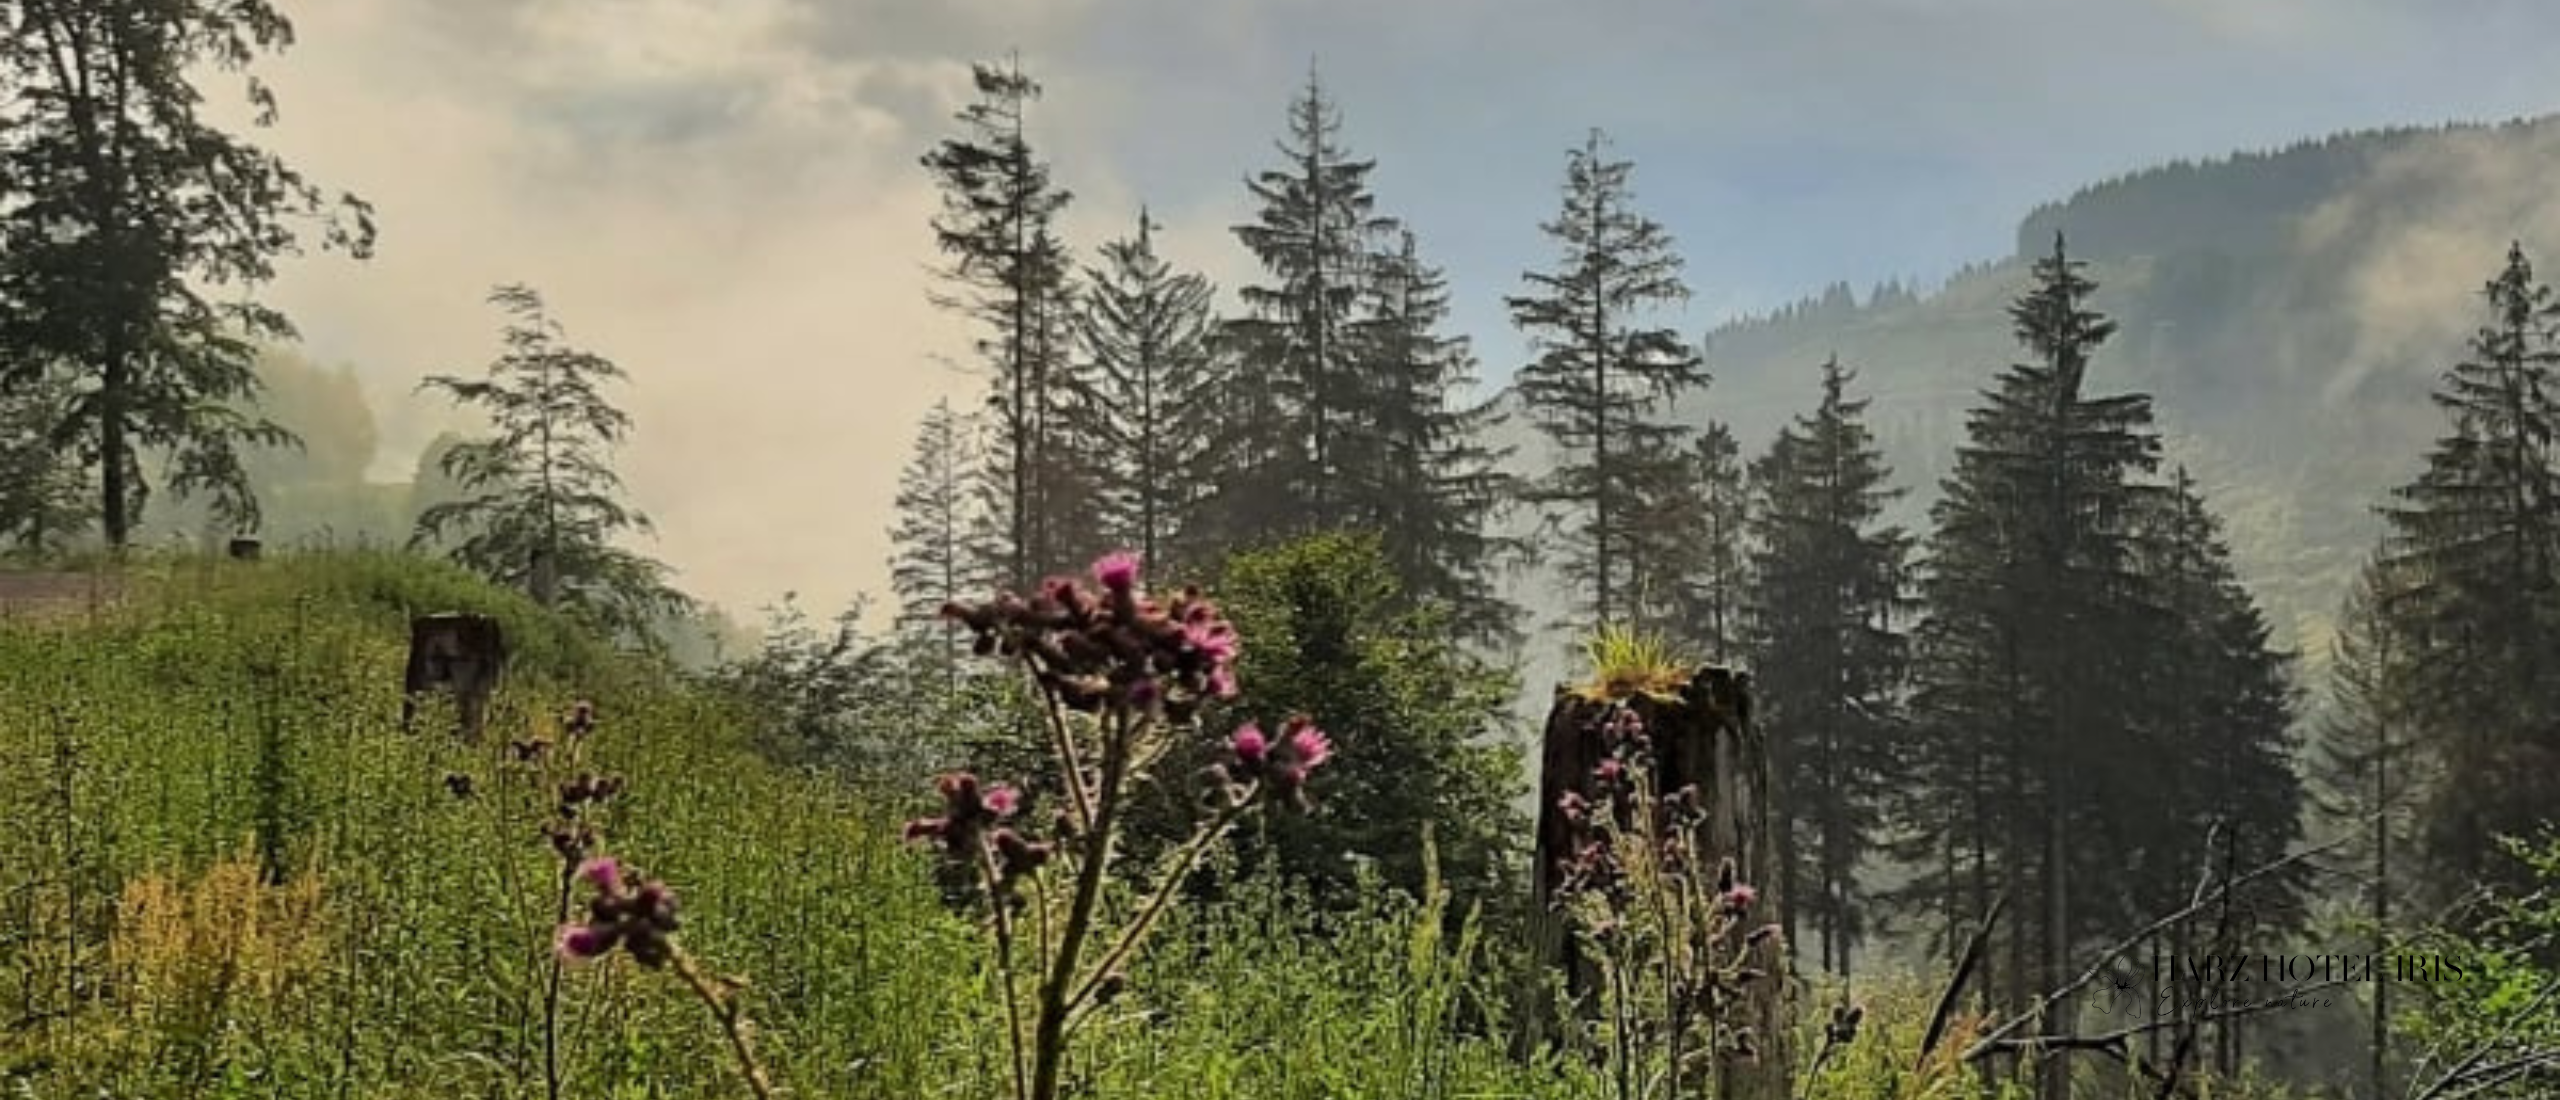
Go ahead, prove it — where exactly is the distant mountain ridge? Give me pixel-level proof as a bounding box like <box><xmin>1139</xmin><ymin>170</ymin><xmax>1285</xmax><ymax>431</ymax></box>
<box><xmin>1495</xmin><ymin>112</ymin><xmax>2560</xmax><ymax>696</ymax></box>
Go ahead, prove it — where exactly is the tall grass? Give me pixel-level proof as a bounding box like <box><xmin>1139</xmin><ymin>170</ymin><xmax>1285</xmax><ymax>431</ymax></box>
<box><xmin>0</xmin><ymin>551</ymin><xmax>2314</xmax><ymax>1098</ymax></box>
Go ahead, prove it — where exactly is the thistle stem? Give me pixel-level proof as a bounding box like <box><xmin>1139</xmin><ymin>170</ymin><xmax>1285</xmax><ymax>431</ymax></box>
<box><xmin>977</xmin><ymin>842</ymin><xmax>1032</xmax><ymax>1100</ymax></box>
<box><xmin>1068</xmin><ymin>796</ymin><xmax>1250</xmax><ymax>1014</ymax></box>
<box><xmin>670</xmin><ymin>949</ymin><xmax>777</xmax><ymax>1100</ymax></box>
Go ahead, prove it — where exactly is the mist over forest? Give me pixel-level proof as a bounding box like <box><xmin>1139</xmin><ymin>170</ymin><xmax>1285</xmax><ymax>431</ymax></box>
<box><xmin>6</xmin><ymin>3</ymin><xmax>2560</xmax><ymax>1099</ymax></box>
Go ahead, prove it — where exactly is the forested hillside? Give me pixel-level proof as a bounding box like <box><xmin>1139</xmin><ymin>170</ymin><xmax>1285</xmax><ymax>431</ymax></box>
<box><xmin>1493</xmin><ymin>115</ymin><xmax>2560</xmax><ymax>675</ymax></box>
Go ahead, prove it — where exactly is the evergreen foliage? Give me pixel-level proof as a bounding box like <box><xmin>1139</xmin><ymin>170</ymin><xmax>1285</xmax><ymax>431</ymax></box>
<box><xmin>1507</xmin><ymin>129</ymin><xmax>1708</xmax><ymax>627</ymax></box>
<box><xmin>411</xmin><ymin>284</ymin><xmax>683</xmax><ymax>646</ymax></box>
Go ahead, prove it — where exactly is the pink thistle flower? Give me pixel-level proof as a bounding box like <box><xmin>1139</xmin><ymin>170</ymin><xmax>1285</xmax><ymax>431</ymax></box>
<box><xmin>576</xmin><ymin>857</ymin><xmax>623</xmax><ymax>894</ymax></box>
<box><xmin>1594</xmin><ymin>758</ymin><xmax>1624</xmax><ymax>785</ymax></box>
<box><xmin>1723</xmin><ymin>883</ymin><xmax>1759</xmax><ymax>913</ymax></box>
<box><xmin>555</xmin><ymin>923</ymin><xmax>614</xmax><ymax>962</ymax></box>
<box><xmin>1091</xmin><ymin>551</ymin><xmax>1141</xmax><ymax>592</ymax></box>
<box><xmin>1283</xmin><ymin>720</ymin><xmax>1332</xmax><ymax>772</ymax></box>
<box><xmin>1207</xmin><ymin>665</ymin><xmax>1238</xmax><ymax>698</ymax></box>
<box><xmin>1230</xmin><ymin>723</ymin><xmax>1269</xmax><ymax>765</ymax></box>
<box><xmin>982</xmin><ymin>784</ymin><xmax>1021</xmax><ymax>819</ymax></box>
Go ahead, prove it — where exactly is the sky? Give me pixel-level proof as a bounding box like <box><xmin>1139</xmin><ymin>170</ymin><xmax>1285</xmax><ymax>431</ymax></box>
<box><xmin>224</xmin><ymin>0</ymin><xmax>2560</xmax><ymax>621</ymax></box>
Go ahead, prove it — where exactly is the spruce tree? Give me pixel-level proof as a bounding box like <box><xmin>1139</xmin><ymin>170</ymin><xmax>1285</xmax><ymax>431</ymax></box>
<box><xmin>412</xmin><ymin>285</ymin><xmax>683</xmax><ymax>644</ymax></box>
<box><xmin>1628</xmin><ymin>421</ymin><xmax>1750</xmax><ymax>656</ymax></box>
<box><xmin>0</xmin><ymin>0</ymin><xmax>374</xmax><ymax>546</ymax></box>
<box><xmin>1214</xmin><ymin>68</ymin><xmax>1397</xmax><ymax>545</ymax></box>
<box><xmin>1073</xmin><ymin>209</ymin><xmax>1221</xmax><ymax>574</ymax></box>
<box><xmin>888</xmin><ymin>397</ymin><xmax>998</xmax><ymax>677</ymax></box>
<box><xmin>921</xmin><ymin>56</ymin><xmax>1077</xmax><ymax>585</ymax></box>
<box><xmin>2376</xmin><ymin>241</ymin><xmax>2560</xmax><ymax>902</ymax></box>
<box><xmin>2132</xmin><ymin>469</ymin><xmax>2305</xmax><ymax>1077</ymax></box>
<box><xmin>1901</xmin><ymin>236</ymin><xmax>2162</xmax><ymax>1070</ymax></box>
<box><xmin>1507</xmin><ymin>129</ymin><xmax>1708</xmax><ymax>626</ymax></box>
<box><xmin>1747</xmin><ymin>356</ymin><xmax>1912</xmax><ymax>976</ymax></box>
<box><xmin>2310</xmin><ymin>553</ymin><xmax>2427</xmax><ymax>1099</ymax></box>
<box><xmin>1346</xmin><ymin>230</ymin><xmax>1523</xmax><ymax>644</ymax></box>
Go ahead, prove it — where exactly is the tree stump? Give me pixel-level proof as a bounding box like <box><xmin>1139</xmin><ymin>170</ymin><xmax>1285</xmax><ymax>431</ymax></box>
<box><xmin>1529</xmin><ymin>665</ymin><xmax>1791</xmax><ymax>1100</ymax></box>
<box><xmin>403</xmin><ymin>613</ymin><xmax>506</xmax><ymax>740</ymax></box>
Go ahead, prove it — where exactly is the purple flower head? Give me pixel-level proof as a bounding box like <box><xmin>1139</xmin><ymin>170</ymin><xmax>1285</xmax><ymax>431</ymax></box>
<box><xmin>1279</xmin><ymin>717</ymin><xmax>1333</xmax><ymax>772</ymax></box>
<box><xmin>555</xmin><ymin>923</ymin><xmax>616</xmax><ymax>962</ymax></box>
<box><xmin>982</xmin><ymin>784</ymin><xmax>1021</xmax><ymax>819</ymax></box>
<box><xmin>560</xmin><ymin>860</ymin><xmax>682</xmax><ymax>969</ymax></box>
<box><xmin>577</xmin><ymin>857</ymin><xmax>623</xmax><ymax>894</ymax></box>
<box><xmin>1258</xmin><ymin>716</ymin><xmax>1333</xmax><ymax>808</ymax></box>
<box><xmin>1184</xmin><ymin>621</ymin><xmax>1239</xmax><ymax>665</ymax></box>
<box><xmin>992</xmin><ymin>828</ymin><xmax>1055</xmax><ymax>882</ymax></box>
<box><xmin>1230</xmin><ymin>723</ymin><xmax>1269</xmax><ymax>766</ymax></box>
<box><xmin>1722</xmin><ymin>882</ymin><xmax>1759</xmax><ymax>915</ymax></box>
<box><xmin>1091</xmin><ymin>551</ymin><xmax>1142</xmax><ymax>592</ymax></box>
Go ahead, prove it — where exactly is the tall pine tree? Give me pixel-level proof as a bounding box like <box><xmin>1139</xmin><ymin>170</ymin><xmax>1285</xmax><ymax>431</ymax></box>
<box><xmin>1507</xmin><ymin>129</ymin><xmax>1708</xmax><ymax>627</ymax></box>
<box><xmin>1628</xmin><ymin>420</ymin><xmax>1751</xmax><ymax>655</ymax></box>
<box><xmin>1213</xmin><ymin>68</ymin><xmax>1397</xmax><ymax>545</ymax></box>
<box><xmin>921</xmin><ymin>57</ymin><xmax>1078</xmax><ymax>586</ymax></box>
<box><xmin>1347</xmin><ymin>230</ymin><xmax>1523</xmax><ymax>644</ymax></box>
<box><xmin>888</xmin><ymin>397</ymin><xmax>998</xmax><ymax>677</ymax></box>
<box><xmin>2130</xmin><ymin>468</ymin><xmax>2305</xmax><ymax>1078</ymax></box>
<box><xmin>1901</xmin><ymin>237</ymin><xmax>2163</xmax><ymax>1091</ymax></box>
<box><xmin>1073</xmin><ymin>208</ymin><xmax>1222</xmax><ymax>574</ymax></box>
<box><xmin>2310</xmin><ymin>551</ymin><xmax>2427</xmax><ymax>1099</ymax></box>
<box><xmin>412</xmin><ymin>285</ymin><xmax>684</xmax><ymax>645</ymax></box>
<box><xmin>1747</xmin><ymin>356</ymin><xmax>1912</xmax><ymax>976</ymax></box>
<box><xmin>2376</xmin><ymin>241</ymin><xmax>2560</xmax><ymax>903</ymax></box>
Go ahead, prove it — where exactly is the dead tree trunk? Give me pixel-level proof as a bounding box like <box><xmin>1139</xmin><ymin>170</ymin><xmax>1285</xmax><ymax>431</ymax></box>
<box><xmin>403</xmin><ymin>613</ymin><xmax>506</xmax><ymax>740</ymax></box>
<box><xmin>1528</xmin><ymin>665</ymin><xmax>1792</xmax><ymax>1100</ymax></box>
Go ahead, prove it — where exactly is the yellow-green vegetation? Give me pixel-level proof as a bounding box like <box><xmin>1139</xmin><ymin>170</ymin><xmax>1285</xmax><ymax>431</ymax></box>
<box><xmin>0</xmin><ymin>552</ymin><xmax>2331</xmax><ymax>1099</ymax></box>
<box><xmin>0</xmin><ymin>552</ymin><xmax>1577</xmax><ymax>1098</ymax></box>
<box><xmin>1573</xmin><ymin>623</ymin><xmax>1695</xmax><ymax>702</ymax></box>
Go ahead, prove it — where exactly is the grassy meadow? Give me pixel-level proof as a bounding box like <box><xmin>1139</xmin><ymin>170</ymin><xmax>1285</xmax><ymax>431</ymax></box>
<box><xmin>0</xmin><ymin>552</ymin><xmax>1615</xmax><ymax>1099</ymax></box>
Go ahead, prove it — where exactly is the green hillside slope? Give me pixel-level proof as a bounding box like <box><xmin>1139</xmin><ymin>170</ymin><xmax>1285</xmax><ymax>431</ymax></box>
<box><xmin>0</xmin><ymin>553</ymin><xmax>1570</xmax><ymax>1099</ymax></box>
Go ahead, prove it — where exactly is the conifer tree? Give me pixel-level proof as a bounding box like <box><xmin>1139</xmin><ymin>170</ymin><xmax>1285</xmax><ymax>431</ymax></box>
<box><xmin>0</xmin><ymin>0</ymin><xmax>374</xmax><ymax>546</ymax></box>
<box><xmin>1507</xmin><ymin>129</ymin><xmax>1708</xmax><ymax>626</ymax></box>
<box><xmin>889</xmin><ymin>397</ymin><xmax>998</xmax><ymax>676</ymax></box>
<box><xmin>412</xmin><ymin>284</ymin><xmax>683</xmax><ymax>644</ymax></box>
<box><xmin>1214</xmin><ymin>69</ymin><xmax>1397</xmax><ymax>545</ymax></box>
<box><xmin>2376</xmin><ymin>241</ymin><xmax>2560</xmax><ymax>902</ymax></box>
<box><xmin>1346</xmin><ymin>230</ymin><xmax>1523</xmax><ymax>644</ymax></box>
<box><xmin>921</xmin><ymin>57</ymin><xmax>1077</xmax><ymax>585</ymax></box>
<box><xmin>1747</xmin><ymin>357</ymin><xmax>1912</xmax><ymax>976</ymax></box>
<box><xmin>2131</xmin><ymin>469</ymin><xmax>2305</xmax><ymax>1076</ymax></box>
<box><xmin>1628</xmin><ymin>421</ymin><xmax>1750</xmax><ymax>656</ymax></box>
<box><xmin>1073</xmin><ymin>209</ymin><xmax>1221</xmax><ymax>573</ymax></box>
<box><xmin>2310</xmin><ymin>553</ymin><xmax>2426</xmax><ymax>1099</ymax></box>
<box><xmin>1901</xmin><ymin>237</ymin><xmax>2162</xmax><ymax>1075</ymax></box>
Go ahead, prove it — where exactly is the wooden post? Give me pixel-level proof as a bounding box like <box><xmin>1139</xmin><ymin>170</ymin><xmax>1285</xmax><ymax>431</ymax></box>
<box><xmin>1529</xmin><ymin>664</ymin><xmax>1792</xmax><ymax>1100</ymax></box>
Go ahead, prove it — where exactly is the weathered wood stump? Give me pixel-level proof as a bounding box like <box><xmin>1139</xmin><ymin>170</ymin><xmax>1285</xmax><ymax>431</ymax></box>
<box><xmin>403</xmin><ymin>613</ymin><xmax>506</xmax><ymax>739</ymax></box>
<box><xmin>1529</xmin><ymin>665</ymin><xmax>1791</xmax><ymax>1100</ymax></box>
